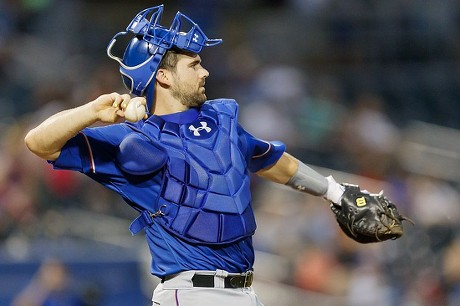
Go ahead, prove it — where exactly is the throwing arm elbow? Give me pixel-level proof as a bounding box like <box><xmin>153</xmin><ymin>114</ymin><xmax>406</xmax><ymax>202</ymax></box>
<box><xmin>24</xmin><ymin>129</ymin><xmax>60</xmax><ymax>161</ymax></box>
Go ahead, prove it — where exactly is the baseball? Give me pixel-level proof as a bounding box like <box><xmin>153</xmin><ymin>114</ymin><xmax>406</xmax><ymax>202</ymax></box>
<box><xmin>124</xmin><ymin>97</ymin><xmax>146</xmax><ymax>122</ymax></box>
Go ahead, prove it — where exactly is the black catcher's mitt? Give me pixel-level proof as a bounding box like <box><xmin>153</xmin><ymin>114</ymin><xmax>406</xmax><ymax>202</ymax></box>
<box><xmin>330</xmin><ymin>184</ymin><xmax>409</xmax><ymax>243</ymax></box>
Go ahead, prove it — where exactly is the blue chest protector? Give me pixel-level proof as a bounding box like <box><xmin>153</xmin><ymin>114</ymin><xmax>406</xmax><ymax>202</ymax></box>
<box><xmin>120</xmin><ymin>100</ymin><xmax>256</xmax><ymax>245</ymax></box>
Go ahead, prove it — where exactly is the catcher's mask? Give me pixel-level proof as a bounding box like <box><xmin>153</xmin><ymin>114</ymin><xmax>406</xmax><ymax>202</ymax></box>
<box><xmin>107</xmin><ymin>5</ymin><xmax>222</xmax><ymax>112</ymax></box>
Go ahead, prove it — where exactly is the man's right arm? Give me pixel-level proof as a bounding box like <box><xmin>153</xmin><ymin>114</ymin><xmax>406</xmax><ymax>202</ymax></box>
<box><xmin>24</xmin><ymin>93</ymin><xmax>145</xmax><ymax>161</ymax></box>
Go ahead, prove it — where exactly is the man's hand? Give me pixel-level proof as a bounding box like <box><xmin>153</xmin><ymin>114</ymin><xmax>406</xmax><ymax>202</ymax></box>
<box><xmin>330</xmin><ymin>184</ymin><xmax>410</xmax><ymax>243</ymax></box>
<box><xmin>91</xmin><ymin>93</ymin><xmax>147</xmax><ymax>123</ymax></box>
<box><xmin>25</xmin><ymin>92</ymin><xmax>147</xmax><ymax>161</ymax></box>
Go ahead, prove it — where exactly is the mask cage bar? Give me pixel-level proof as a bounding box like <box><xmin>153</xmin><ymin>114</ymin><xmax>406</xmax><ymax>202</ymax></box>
<box><xmin>108</xmin><ymin>5</ymin><xmax>222</xmax><ymax>65</ymax></box>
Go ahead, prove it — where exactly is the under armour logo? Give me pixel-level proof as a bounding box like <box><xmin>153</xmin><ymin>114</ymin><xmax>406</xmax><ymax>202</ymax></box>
<box><xmin>193</xmin><ymin>33</ymin><xmax>199</xmax><ymax>43</ymax></box>
<box><xmin>189</xmin><ymin>121</ymin><xmax>211</xmax><ymax>136</ymax></box>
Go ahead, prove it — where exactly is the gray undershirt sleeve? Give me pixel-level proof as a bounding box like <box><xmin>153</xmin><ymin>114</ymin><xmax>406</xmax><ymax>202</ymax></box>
<box><xmin>286</xmin><ymin>161</ymin><xmax>328</xmax><ymax>196</ymax></box>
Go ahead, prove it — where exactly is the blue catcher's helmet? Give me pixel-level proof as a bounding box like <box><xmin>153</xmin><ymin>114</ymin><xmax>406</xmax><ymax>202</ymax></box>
<box><xmin>107</xmin><ymin>5</ymin><xmax>222</xmax><ymax>112</ymax></box>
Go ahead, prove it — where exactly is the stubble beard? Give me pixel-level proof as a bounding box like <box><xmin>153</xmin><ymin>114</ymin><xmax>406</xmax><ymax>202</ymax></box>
<box><xmin>171</xmin><ymin>82</ymin><xmax>207</xmax><ymax>108</ymax></box>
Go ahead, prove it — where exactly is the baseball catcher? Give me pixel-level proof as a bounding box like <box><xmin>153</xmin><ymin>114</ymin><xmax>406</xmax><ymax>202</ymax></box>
<box><xmin>24</xmin><ymin>4</ymin><xmax>409</xmax><ymax>306</ymax></box>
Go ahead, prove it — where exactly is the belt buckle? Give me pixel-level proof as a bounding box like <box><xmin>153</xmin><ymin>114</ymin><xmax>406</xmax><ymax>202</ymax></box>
<box><xmin>242</xmin><ymin>271</ymin><xmax>253</xmax><ymax>287</ymax></box>
<box><xmin>228</xmin><ymin>271</ymin><xmax>253</xmax><ymax>288</ymax></box>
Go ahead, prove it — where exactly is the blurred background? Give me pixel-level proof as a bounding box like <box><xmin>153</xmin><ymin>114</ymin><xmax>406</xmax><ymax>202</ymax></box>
<box><xmin>1</xmin><ymin>0</ymin><xmax>460</xmax><ymax>305</ymax></box>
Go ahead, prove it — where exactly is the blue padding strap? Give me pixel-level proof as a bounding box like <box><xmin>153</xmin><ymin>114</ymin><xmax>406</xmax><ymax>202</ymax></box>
<box><xmin>129</xmin><ymin>211</ymin><xmax>154</xmax><ymax>235</ymax></box>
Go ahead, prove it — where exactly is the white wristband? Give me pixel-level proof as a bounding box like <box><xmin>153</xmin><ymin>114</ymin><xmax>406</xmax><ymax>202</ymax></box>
<box><xmin>325</xmin><ymin>176</ymin><xmax>345</xmax><ymax>204</ymax></box>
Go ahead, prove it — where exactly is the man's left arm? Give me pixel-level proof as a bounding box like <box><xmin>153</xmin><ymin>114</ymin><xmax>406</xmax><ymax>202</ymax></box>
<box><xmin>256</xmin><ymin>152</ymin><xmax>344</xmax><ymax>204</ymax></box>
<box><xmin>257</xmin><ymin>152</ymin><xmax>409</xmax><ymax>244</ymax></box>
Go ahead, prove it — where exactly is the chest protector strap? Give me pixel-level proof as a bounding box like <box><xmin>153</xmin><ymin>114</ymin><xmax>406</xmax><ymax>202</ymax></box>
<box><xmin>130</xmin><ymin>206</ymin><xmax>166</xmax><ymax>235</ymax></box>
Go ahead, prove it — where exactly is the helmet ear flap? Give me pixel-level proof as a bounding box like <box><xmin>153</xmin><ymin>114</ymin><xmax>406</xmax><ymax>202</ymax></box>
<box><xmin>122</xmin><ymin>36</ymin><xmax>152</xmax><ymax>66</ymax></box>
<box><xmin>119</xmin><ymin>37</ymin><xmax>158</xmax><ymax>97</ymax></box>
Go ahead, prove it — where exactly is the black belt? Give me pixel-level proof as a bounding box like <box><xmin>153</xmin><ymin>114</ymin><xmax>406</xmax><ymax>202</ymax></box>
<box><xmin>191</xmin><ymin>271</ymin><xmax>254</xmax><ymax>288</ymax></box>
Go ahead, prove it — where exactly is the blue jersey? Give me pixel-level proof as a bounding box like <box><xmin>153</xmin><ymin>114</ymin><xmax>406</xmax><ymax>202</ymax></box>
<box><xmin>51</xmin><ymin>99</ymin><xmax>284</xmax><ymax>277</ymax></box>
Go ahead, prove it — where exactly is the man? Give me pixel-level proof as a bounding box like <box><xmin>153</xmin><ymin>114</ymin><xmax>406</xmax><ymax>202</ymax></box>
<box><xmin>24</xmin><ymin>5</ymin><xmax>394</xmax><ymax>305</ymax></box>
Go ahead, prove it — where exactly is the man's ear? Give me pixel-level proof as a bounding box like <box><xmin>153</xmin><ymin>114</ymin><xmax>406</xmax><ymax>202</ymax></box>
<box><xmin>156</xmin><ymin>69</ymin><xmax>171</xmax><ymax>86</ymax></box>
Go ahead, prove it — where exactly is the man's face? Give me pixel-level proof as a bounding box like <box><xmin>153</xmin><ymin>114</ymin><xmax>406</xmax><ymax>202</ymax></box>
<box><xmin>169</xmin><ymin>53</ymin><xmax>209</xmax><ymax>108</ymax></box>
